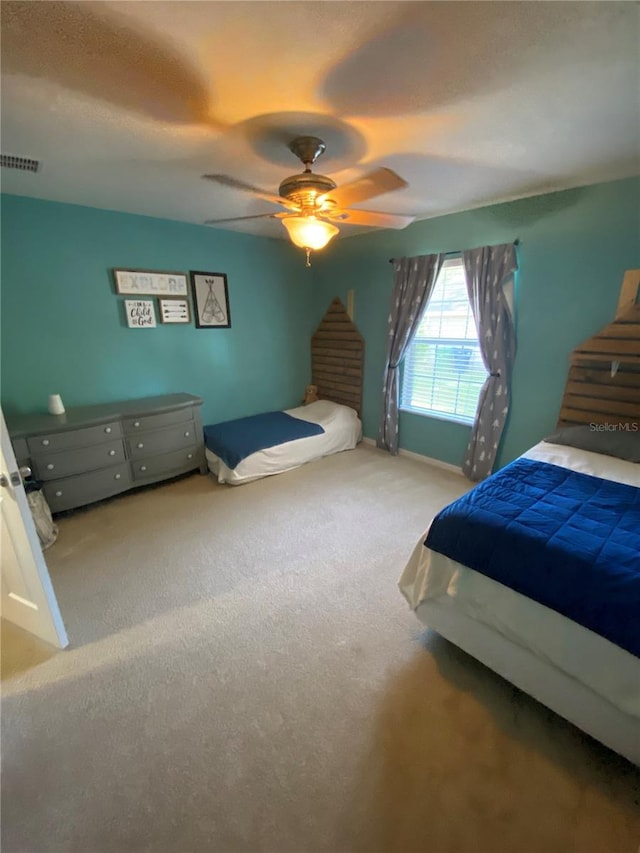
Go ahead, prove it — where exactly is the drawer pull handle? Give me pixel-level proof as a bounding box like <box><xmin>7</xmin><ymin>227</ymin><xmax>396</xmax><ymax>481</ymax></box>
<box><xmin>187</xmin><ymin>453</ymin><xmax>193</xmax><ymax>460</ymax></box>
<box><xmin>184</xmin><ymin>431</ymin><xmax>190</xmax><ymax>437</ymax></box>
<box><xmin>55</xmin><ymin>490</ymin><xmax>63</xmax><ymax>497</ymax></box>
<box><xmin>47</xmin><ymin>463</ymin><xmax>54</xmax><ymax>471</ymax></box>
<box><xmin>109</xmin><ymin>450</ymin><xmax>116</xmax><ymax>457</ymax></box>
<box><xmin>140</xmin><ymin>465</ymin><xmax>147</xmax><ymax>472</ymax></box>
<box><xmin>133</xmin><ymin>421</ymin><xmax>140</xmax><ymax>428</ymax></box>
<box><xmin>137</xmin><ymin>443</ymin><xmax>144</xmax><ymax>449</ymax></box>
<box><xmin>105</xmin><ymin>427</ymin><xmax>112</xmax><ymax>434</ymax></box>
<box><xmin>42</xmin><ymin>439</ymin><xmax>50</xmax><ymax>446</ymax></box>
<box><xmin>114</xmin><ymin>473</ymin><xmax>122</xmax><ymax>480</ymax></box>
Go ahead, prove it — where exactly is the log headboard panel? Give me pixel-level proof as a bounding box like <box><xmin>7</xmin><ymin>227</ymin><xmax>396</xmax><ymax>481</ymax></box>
<box><xmin>557</xmin><ymin>270</ymin><xmax>640</xmax><ymax>428</ymax></box>
<box><xmin>311</xmin><ymin>297</ymin><xmax>364</xmax><ymax>416</ymax></box>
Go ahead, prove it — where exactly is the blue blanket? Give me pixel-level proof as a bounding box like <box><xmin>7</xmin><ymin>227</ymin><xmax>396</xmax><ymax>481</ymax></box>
<box><xmin>425</xmin><ymin>459</ymin><xmax>640</xmax><ymax>657</ymax></box>
<box><xmin>204</xmin><ymin>411</ymin><xmax>324</xmax><ymax>470</ymax></box>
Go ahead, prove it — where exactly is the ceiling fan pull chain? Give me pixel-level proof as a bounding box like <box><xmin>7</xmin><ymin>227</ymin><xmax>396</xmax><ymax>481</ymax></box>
<box><xmin>305</xmin><ymin>248</ymin><xmax>312</xmax><ymax>268</ymax></box>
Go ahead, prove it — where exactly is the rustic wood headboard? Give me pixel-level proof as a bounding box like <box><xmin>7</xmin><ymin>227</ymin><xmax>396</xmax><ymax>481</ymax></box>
<box><xmin>311</xmin><ymin>297</ymin><xmax>364</xmax><ymax>416</ymax></box>
<box><xmin>557</xmin><ymin>270</ymin><xmax>640</xmax><ymax>427</ymax></box>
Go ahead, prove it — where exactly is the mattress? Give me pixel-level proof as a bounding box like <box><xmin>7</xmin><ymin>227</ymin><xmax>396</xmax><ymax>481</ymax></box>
<box><xmin>206</xmin><ymin>399</ymin><xmax>362</xmax><ymax>485</ymax></box>
<box><xmin>399</xmin><ymin>441</ymin><xmax>640</xmax><ymax>720</ymax></box>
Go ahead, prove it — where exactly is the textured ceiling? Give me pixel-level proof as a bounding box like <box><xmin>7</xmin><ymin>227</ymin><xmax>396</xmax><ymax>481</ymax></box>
<box><xmin>1</xmin><ymin>1</ymin><xmax>639</xmax><ymax>240</ymax></box>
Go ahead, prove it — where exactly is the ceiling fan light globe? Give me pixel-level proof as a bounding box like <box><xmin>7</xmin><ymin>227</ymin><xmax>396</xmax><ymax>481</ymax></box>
<box><xmin>282</xmin><ymin>216</ymin><xmax>339</xmax><ymax>251</ymax></box>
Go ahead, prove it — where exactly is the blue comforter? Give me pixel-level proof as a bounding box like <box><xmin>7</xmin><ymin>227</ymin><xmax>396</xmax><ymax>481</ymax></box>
<box><xmin>204</xmin><ymin>411</ymin><xmax>324</xmax><ymax>470</ymax></box>
<box><xmin>425</xmin><ymin>459</ymin><xmax>640</xmax><ymax>657</ymax></box>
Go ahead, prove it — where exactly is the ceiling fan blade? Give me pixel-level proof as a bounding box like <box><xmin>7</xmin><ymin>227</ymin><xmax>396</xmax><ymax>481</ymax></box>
<box><xmin>202</xmin><ymin>174</ymin><xmax>299</xmax><ymax>210</ymax></box>
<box><xmin>205</xmin><ymin>213</ymin><xmax>280</xmax><ymax>225</ymax></box>
<box><xmin>320</xmin><ymin>168</ymin><xmax>408</xmax><ymax>209</ymax></box>
<box><xmin>326</xmin><ymin>209</ymin><xmax>415</xmax><ymax>230</ymax></box>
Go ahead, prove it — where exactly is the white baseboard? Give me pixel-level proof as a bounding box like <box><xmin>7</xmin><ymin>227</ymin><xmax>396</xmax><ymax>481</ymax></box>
<box><xmin>360</xmin><ymin>437</ymin><xmax>463</xmax><ymax>475</ymax></box>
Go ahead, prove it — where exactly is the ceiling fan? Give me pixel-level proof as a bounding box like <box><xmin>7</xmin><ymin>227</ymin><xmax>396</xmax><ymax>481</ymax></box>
<box><xmin>203</xmin><ymin>136</ymin><xmax>414</xmax><ymax>266</ymax></box>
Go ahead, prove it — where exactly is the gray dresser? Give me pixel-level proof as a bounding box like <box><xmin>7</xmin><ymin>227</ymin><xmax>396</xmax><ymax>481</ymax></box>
<box><xmin>8</xmin><ymin>393</ymin><xmax>207</xmax><ymax>513</ymax></box>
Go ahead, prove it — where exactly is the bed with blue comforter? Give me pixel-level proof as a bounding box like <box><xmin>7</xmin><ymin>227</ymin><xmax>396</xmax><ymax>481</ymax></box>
<box><xmin>204</xmin><ymin>400</ymin><xmax>362</xmax><ymax>485</ymax></box>
<box><xmin>399</xmin><ymin>439</ymin><xmax>640</xmax><ymax>764</ymax></box>
<box><xmin>204</xmin><ymin>411</ymin><xmax>325</xmax><ymax>471</ymax></box>
<box><xmin>425</xmin><ymin>457</ymin><xmax>640</xmax><ymax>658</ymax></box>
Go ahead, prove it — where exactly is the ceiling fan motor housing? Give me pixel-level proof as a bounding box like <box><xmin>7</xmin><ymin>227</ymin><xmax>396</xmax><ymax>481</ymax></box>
<box><xmin>278</xmin><ymin>171</ymin><xmax>337</xmax><ymax>208</ymax></box>
<box><xmin>279</xmin><ymin>135</ymin><xmax>337</xmax><ymax>209</ymax></box>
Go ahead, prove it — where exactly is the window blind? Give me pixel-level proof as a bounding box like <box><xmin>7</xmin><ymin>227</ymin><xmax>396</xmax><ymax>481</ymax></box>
<box><xmin>400</xmin><ymin>258</ymin><xmax>486</xmax><ymax>423</ymax></box>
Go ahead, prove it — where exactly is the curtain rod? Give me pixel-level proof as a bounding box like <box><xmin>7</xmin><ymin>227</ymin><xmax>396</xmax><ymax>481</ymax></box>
<box><xmin>388</xmin><ymin>239</ymin><xmax>519</xmax><ymax>264</ymax></box>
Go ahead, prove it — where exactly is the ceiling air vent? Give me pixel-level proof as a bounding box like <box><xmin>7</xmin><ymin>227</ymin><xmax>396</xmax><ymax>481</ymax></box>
<box><xmin>0</xmin><ymin>154</ymin><xmax>40</xmax><ymax>173</ymax></box>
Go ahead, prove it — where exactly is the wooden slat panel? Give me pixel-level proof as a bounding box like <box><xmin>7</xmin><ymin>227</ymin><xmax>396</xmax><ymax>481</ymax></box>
<box><xmin>312</xmin><ymin>339</ymin><xmax>363</xmax><ymax>352</ymax></box>
<box><xmin>313</xmin><ymin>369</ymin><xmax>362</xmax><ymax>385</ymax></box>
<box><xmin>569</xmin><ymin>366</ymin><xmax>640</xmax><ymax>387</ymax></box>
<box><xmin>559</xmin><ymin>407</ymin><xmax>638</xmax><ymax>426</ymax></box>
<box><xmin>563</xmin><ymin>394</ymin><xmax>639</xmax><ymax>416</ymax></box>
<box><xmin>317</xmin><ymin>390</ymin><xmax>361</xmax><ymax>406</ymax></box>
<box><xmin>311</xmin><ymin>354</ymin><xmax>363</xmax><ymax>368</ymax></box>
<box><xmin>596</xmin><ymin>322</ymin><xmax>640</xmax><ymax>339</ymax></box>
<box><xmin>316</xmin><ymin>382</ymin><xmax>360</xmax><ymax>397</ymax></box>
<box><xmin>574</xmin><ymin>337</ymin><xmax>640</xmax><ymax>354</ymax></box>
<box><xmin>558</xmin><ymin>271</ymin><xmax>640</xmax><ymax>427</ymax></box>
<box><xmin>318</xmin><ymin>390</ymin><xmax>360</xmax><ymax>408</ymax></box>
<box><xmin>312</xmin><ymin>330</ymin><xmax>363</xmax><ymax>342</ymax></box>
<box><xmin>565</xmin><ymin>380</ymin><xmax>640</xmax><ymax>402</ymax></box>
<box><xmin>313</xmin><ymin>359</ymin><xmax>362</xmax><ymax>377</ymax></box>
<box><xmin>312</xmin><ymin>350</ymin><xmax>362</xmax><ymax>363</ymax></box>
<box><xmin>311</xmin><ymin>297</ymin><xmax>364</xmax><ymax>416</ymax></box>
<box><xmin>618</xmin><ymin>305</ymin><xmax>640</xmax><ymax>322</ymax></box>
<box><xmin>312</xmin><ymin>374</ymin><xmax>361</xmax><ymax>393</ymax></box>
<box><xmin>314</xmin><ymin>369</ymin><xmax>363</xmax><ymax>382</ymax></box>
<box><xmin>316</xmin><ymin>380</ymin><xmax>360</xmax><ymax>398</ymax></box>
<box><xmin>316</xmin><ymin>317</ymin><xmax>353</xmax><ymax>328</ymax></box>
<box><xmin>571</xmin><ymin>352</ymin><xmax>640</xmax><ymax>364</ymax></box>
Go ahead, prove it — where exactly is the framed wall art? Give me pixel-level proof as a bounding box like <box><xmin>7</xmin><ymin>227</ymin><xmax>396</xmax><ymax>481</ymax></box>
<box><xmin>125</xmin><ymin>299</ymin><xmax>156</xmax><ymax>328</ymax></box>
<box><xmin>159</xmin><ymin>298</ymin><xmax>191</xmax><ymax>324</ymax></box>
<box><xmin>190</xmin><ymin>271</ymin><xmax>231</xmax><ymax>329</ymax></box>
<box><xmin>114</xmin><ymin>269</ymin><xmax>188</xmax><ymax>296</ymax></box>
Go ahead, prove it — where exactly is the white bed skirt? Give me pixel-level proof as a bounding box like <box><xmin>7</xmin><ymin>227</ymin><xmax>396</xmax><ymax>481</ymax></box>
<box><xmin>415</xmin><ymin>598</ymin><xmax>640</xmax><ymax>765</ymax></box>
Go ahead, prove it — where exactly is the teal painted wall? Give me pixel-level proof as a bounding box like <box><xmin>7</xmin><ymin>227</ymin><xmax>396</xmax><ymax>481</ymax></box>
<box><xmin>3</xmin><ymin>179</ymin><xmax>638</xmax><ymax>463</ymax></box>
<box><xmin>1</xmin><ymin>195</ymin><xmax>314</xmax><ymax>423</ymax></box>
<box><xmin>310</xmin><ymin>177</ymin><xmax>640</xmax><ymax>468</ymax></box>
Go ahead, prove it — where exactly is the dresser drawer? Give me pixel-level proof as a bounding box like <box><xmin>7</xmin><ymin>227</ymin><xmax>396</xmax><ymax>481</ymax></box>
<box><xmin>27</xmin><ymin>421</ymin><xmax>122</xmax><ymax>455</ymax></box>
<box><xmin>127</xmin><ymin>423</ymin><xmax>197</xmax><ymax>459</ymax></box>
<box><xmin>32</xmin><ymin>440</ymin><xmax>126</xmax><ymax>481</ymax></box>
<box><xmin>123</xmin><ymin>407</ymin><xmax>194</xmax><ymax>434</ymax></box>
<box><xmin>130</xmin><ymin>446</ymin><xmax>200</xmax><ymax>482</ymax></box>
<box><xmin>43</xmin><ymin>464</ymin><xmax>131</xmax><ymax>513</ymax></box>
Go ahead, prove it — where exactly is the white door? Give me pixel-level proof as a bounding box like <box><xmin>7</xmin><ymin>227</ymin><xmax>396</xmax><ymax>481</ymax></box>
<box><xmin>1</xmin><ymin>410</ymin><xmax>68</xmax><ymax>648</ymax></box>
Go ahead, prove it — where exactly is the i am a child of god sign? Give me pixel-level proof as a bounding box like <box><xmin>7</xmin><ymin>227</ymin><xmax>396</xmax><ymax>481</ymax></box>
<box><xmin>125</xmin><ymin>300</ymin><xmax>156</xmax><ymax>328</ymax></box>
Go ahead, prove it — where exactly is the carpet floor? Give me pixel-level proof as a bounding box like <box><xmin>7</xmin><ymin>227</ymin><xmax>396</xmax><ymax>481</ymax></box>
<box><xmin>2</xmin><ymin>445</ymin><xmax>639</xmax><ymax>853</ymax></box>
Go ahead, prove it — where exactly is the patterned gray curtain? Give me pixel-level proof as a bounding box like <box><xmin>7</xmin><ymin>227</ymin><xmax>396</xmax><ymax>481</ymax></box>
<box><xmin>462</xmin><ymin>243</ymin><xmax>518</xmax><ymax>481</ymax></box>
<box><xmin>377</xmin><ymin>253</ymin><xmax>444</xmax><ymax>454</ymax></box>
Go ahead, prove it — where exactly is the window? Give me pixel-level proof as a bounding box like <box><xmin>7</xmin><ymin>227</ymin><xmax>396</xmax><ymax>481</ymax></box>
<box><xmin>400</xmin><ymin>257</ymin><xmax>486</xmax><ymax>424</ymax></box>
